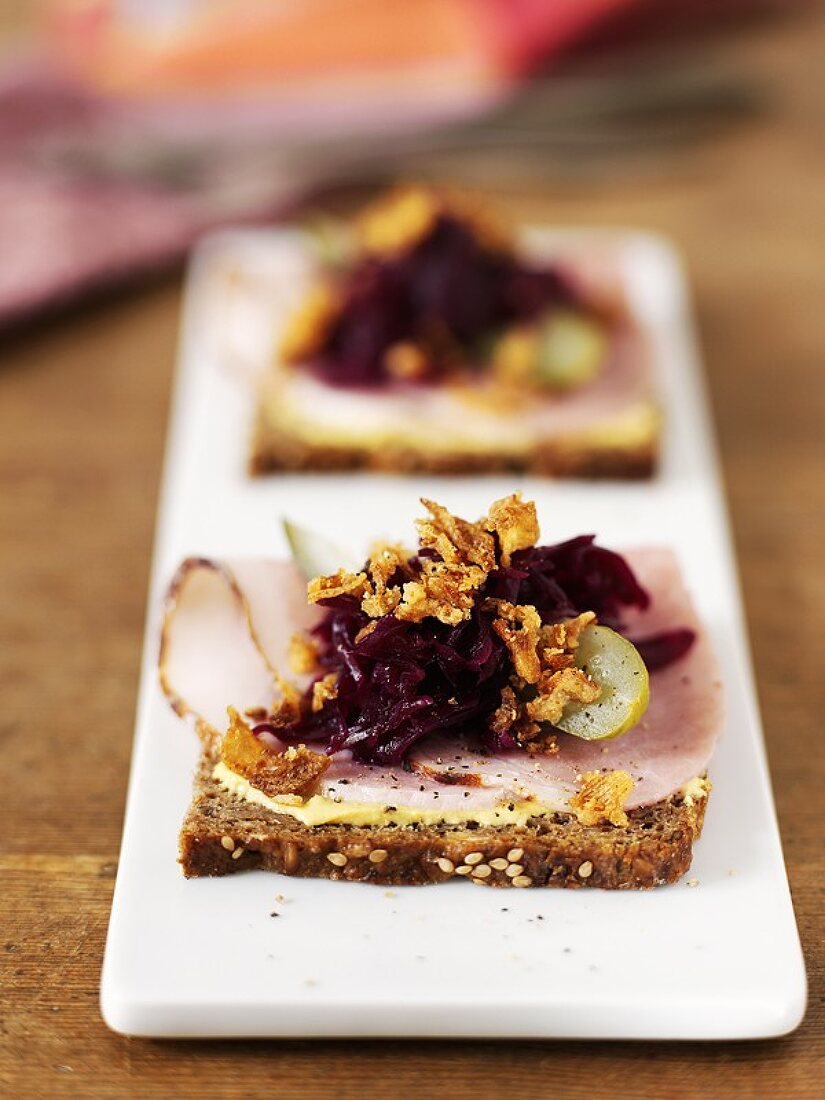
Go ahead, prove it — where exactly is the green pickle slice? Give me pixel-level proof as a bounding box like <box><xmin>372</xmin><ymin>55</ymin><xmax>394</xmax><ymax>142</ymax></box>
<box><xmin>283</xmin><ymin>519</ymin><xmax>357</xmax><ymax>579</ymax></box>
<box><xmin>535</xmin><ymin>309</ymin><xmax>607</xmax><ymax>390</ymax></box>
<box><xmin>555</xmin><ymin>624</ymin><xmax>650</xmax><ymax>741</ymax></box>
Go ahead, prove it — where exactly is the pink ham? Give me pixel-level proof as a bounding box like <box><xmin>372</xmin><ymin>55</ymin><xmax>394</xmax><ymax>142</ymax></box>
<box><xmin>159</xmin><ymin>550</ymin><xmax>723</xmax><ymax>812</ymax></box>
<box><xmin>276</xmin><ymin>317</ymin><xmax>652</xmax><ymax>448</ymax></box>
<box><xmin>159</xmin><ymin>557</ymin><xmax>317</xmax><ymax>733</ymax></box>
<box><xmin>525</xmin><ymin>321</ymin><xmax>651</xmax><ymax>435</ymax></box>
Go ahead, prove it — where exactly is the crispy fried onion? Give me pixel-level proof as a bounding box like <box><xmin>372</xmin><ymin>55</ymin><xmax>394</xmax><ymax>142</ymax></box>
<box><xmin>357</xmin><ymin>185</ymin><xmax>513</xmax><ymax>258</ymax></box>
<box><xmin>489</xmin><ymin>609</ymin><xmax>600</xmax><ymax>748</ymax></box>
<box><xmin>490</xmin><ymin>685</ymin><xmax>541</xmax><ymax>747</ymax></box>
<box><xmin>288</xmin><ymin>632</ymin><xmax>319</xmax><ymax>676</ymax></box>
<box><xmin>357</xmin><ymin>185</ymin><xmax>440</xmax><ymax>257</ymax></box>
<box><xmin>220</xmin><ymin>708</ymin><xmax>329</xmax><ymax>799</ymax></box>
<box><xmin>311</xmin><ymin>673</ymin><xmax>339</xmax><ymax>714</ymax></box>
<box><xmin>396</xmin><ymin>559</ymin><xmax>487</xmax><ymax>626</ymax></box>
<box><xmin>307</xmin><ymin>493</ymin><xmax>539</xmax><ymax>628</ymax></box>
<box><xmin>416</xmin><ymin>497</ymin><xmax>498</xmax><ymax>572</ymax></box>
<box><xmin>570</xmin><ymin>770</ymin><xmax>635</xmax><ymax>827</ymax></box>
<box><xmin>491</xmin><ymin>601</ymin><xmax>543</xmax><ymax>683</ymax></box>
<box><xmin>302</xmin><ymin>495</ymin><xmax>601</xmax><ymax>740</ymax></box>
<box><xmin>361</xmin><ymin>543</ymin><xmax>409</xmax><ymax>618</ymax></box>
<box><xmin>279</xmin><ymin>283</ymin><xmax>342</xmax><ymax>364</ymax></box>
<box><xmin>526</xmin><ymin>668</ymin><xmax>601</xmax><ymax>726</ymax></box>
<box><xmin>307</xmin><ymin>569</ymin><xmax>369</xmax><ymax>603</ymax></box>
<box><xmin>485</xmin><ymin>492</ymin><xmax>540</xmax><ymax>566</ymax></box>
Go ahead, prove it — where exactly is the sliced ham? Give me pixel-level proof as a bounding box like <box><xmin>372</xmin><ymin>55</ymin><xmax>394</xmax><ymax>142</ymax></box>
<box><xmin>159</xmin><ymin>550</ymin><xmax>723</xmax><ymax>812</ymax></box>
<box><xmin>272</xmin><ymin>320</ymin><xmax>651</xmax><ymax>454</ymax></box>
<box><xmin>159</xmin><ymin>557</ymin><xmax>316</xmax><ymax>734</ymax></box>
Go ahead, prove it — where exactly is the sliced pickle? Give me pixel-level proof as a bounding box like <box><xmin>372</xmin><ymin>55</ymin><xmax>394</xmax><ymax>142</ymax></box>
<box><xmin>283</xmin><ymin>519</ymin><xmax>358</xmax><ymax>579</ymax></box>
<box><xmin>303</xmin><ymin>216</ymin><xmax>355</xmax><ymax>271</ymax></box>
<box><xmin>535</xmin><ymin>310</ymin><xmax>607</xmax><ymax>390</ymax></box>
<box><xmin>555</xmin><ymin>625</ymin><xmax>649</xmax><ymax>741</ymax></box>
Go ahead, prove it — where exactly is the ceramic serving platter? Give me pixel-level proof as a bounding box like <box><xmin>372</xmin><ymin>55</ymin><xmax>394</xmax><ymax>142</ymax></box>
<box><xmin>100</xmin><ymin>228</ymin><xmax>806</xmax><ymax>1039</ymax></box>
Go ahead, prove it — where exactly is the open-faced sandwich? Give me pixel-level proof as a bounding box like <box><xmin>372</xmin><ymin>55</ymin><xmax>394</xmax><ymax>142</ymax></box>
<box><xmin>160</xmin><ymin>494</ymin><xmax>722</xmax><ymax>888</ymax></box>
<box><xmin>251</xmin><ymin>187</ymin><xmax>658</xmax><ymax>478</ymax></box>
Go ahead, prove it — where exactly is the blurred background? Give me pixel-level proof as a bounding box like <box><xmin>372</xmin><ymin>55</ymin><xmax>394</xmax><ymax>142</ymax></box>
<box><xmin>0</xmin><ymin>0</ymin><xmax>818</xmax><ymax>326</ymax></box>
<box><xmin>2</xmin><ymin>0</ymin><xmax>824</xmax><ymax>1086</ymax></box>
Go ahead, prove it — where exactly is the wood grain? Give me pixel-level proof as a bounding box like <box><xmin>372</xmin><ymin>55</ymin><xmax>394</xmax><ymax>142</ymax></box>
<box><xmin>1</xmin><ymin>9</ymin><xmax>824</xmax><ymax>1098</ymax></box>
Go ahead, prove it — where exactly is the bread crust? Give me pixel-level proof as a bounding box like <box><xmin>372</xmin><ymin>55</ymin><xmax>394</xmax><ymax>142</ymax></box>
<box><xmin>248</xmin><ymin>420</ymin><xmax>656</xmax><ymax>480</ymax></box>
<box><xmin>180</xmin><ymin>753</ymin><xmax>707</xmax><ymax>889</ymax></box>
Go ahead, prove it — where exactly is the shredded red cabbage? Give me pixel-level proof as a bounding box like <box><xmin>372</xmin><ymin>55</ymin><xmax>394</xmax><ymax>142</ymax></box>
<box><xmin>304</xmin><ymin>214</ymin><xmax>579</xmax><ymax>387</ymax></box>
<box><xmin>275</xmin><ymin>536</ymin><xmax>694</xmax><ymax>764</ymax></box>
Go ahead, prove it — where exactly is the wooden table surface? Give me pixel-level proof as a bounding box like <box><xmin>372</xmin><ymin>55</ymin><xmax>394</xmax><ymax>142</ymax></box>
<box><xmin>2</xmin><ymin>9</ymin><xmax>824</xmax><ymax>1098</ymax></box>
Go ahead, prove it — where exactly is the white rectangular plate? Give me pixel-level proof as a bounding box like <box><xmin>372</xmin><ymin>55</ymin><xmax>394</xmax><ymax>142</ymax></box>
<box><xmin>101</xmin><ymin>228</ymin><xmax>806</xmax><ymax>1039</ymax></box>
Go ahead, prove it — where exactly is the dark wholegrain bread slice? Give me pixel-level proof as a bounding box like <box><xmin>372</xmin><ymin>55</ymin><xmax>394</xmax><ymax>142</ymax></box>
<box><xmin>180</xmin><ymin>751</ymin><xmax>707</xmax><ymax>889</ymax></box>
<box><xmin>248</xmin><ymin>413</ymin><xmax>656</xmax><ymax>480</ymax></box>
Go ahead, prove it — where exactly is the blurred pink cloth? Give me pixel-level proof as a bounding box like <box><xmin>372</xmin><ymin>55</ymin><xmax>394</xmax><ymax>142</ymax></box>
<box><xmin>0</xmin><ymin>58</ymin><xmax>313</xmax><ymax>326</ymax></box>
